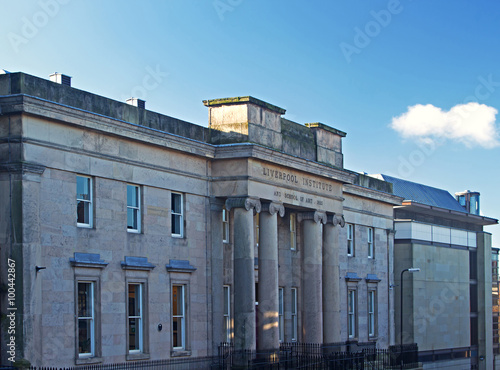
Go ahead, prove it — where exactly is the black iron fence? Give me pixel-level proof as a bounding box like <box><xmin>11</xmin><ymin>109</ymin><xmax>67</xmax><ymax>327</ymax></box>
<box><xmin>219</xmin><ymin>342</ymin><xmax>419</xmax><ymax>369</ymax></box>
<box><xmin>5</xmin><ymin>342</ymin><xmax>419</xmax><ymax>369</ymax></box>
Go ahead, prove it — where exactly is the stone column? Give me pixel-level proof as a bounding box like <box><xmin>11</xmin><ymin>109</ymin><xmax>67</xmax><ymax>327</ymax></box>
<box><xmin>299</xmin><ymin>211</ymin><xmax>326</xmax><ymax>343</ymax></box>
<box><xmin>257</xmin><ymin>202</ymin><xmax>285</xmax><ymax>351</ymax></box>
<box><xmin>225</xmin><ymin>197</ymin><xmax>261</xmax><ymax>351</ymax></box>
<box><xmin>210</xmin><ymin>198</ymin><xmax>224</xmax><ymax>354</ymax></box>
<box><xmin>323</xmin><ymin>214</ymin><xmax>344</xmax><ymax>343</ymax></box>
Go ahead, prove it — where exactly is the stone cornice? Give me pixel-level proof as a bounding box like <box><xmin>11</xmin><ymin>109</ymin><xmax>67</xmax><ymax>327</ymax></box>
<box><xmin>0</xmin><ymin>161</ymin><xmax>45</xmax><ymax>174</ymax></box>
<box><xmin>343</xmin><ymin>183</ymin><xmax>403</xmax><ymax>206</ymax></box>
<box><xmin>214</xmin><ymin>143</ymin><xmax>355</xmax><ymax>185</ymax></box>
<box><xmin>0</xmin><ymin>94</ymin><xmax>216</xmax><ymax>158</ymax></box>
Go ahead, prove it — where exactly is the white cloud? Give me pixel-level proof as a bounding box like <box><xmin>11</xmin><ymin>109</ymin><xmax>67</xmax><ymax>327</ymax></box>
<box><xmin>391</xmin><ymin>103</ymin><xmax>500</xmax><ymax>148</ymax></box>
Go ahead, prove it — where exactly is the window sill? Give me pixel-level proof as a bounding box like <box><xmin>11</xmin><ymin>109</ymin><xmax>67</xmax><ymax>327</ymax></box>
<box><xmin>126</xmin><ymin>352</ymin><xmax>150</xmax><ymax>361</ymax></box>
<box><xmin>76</xmin><ymin>356</ymin><xmax>102</xmax><ymax>365</ymax></box>
<box><xmin>77</xmin><ymin>224</ymin><xmax>93</xmax><ymax>229</ymax></box>
<box><xmin>171</xmin><ymin>350</ymin><xmax>191</xmax><ymax>357</ymax></box>
<box><xmin>127</xmin><ymin>229</ymin><xmax>141</xmax><ymax>234</ymax></box>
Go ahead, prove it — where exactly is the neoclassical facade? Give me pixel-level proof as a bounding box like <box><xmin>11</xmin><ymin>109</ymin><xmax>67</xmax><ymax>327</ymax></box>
<box><xmin>0</xmin><ymin>71</ymin><xmax>411</xmax><ymax>367</ymax></box>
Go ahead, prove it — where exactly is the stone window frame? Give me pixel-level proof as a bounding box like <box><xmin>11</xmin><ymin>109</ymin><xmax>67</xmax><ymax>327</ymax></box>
<box><xmin>76</xmin><ymin>175</ymin><xmax>93</xmax><ymax>228</ymax></box>
<box><xmin>171</xmin><ymin>192</ymin><xmax>184</xmax><ymax>238</ymax></box>
<box><xmin>279</xmin><ymin>287</ymin><xmax>285</xmax><ymax>342</ymax></box>
<box><xmin>347</xmin><ymin>223</ymin><xmax>355</xmax><ymax>257</ymax></box>
<box><xmin>222</xmin><ymin>206</ymin><xmax>230</xmax><ymax>243</ymax></box>
<box><xmin>367</xmin><ymin>227</ymin><xmax>374</xmax><ymax>259</ymax></box>
<box><xmin>125</xmin><ymin>277</ymin><xmax>150</xmax><ymax>361</ymax></box>
<box><xmin>127</xmin><ymin>184</ymin><xmax>141</xmax><ymax>233</ymax></box>
<box><xmin>74</xmin><ymin>275</ymin><xmax>102</xmax><ymax>365</ymax></box>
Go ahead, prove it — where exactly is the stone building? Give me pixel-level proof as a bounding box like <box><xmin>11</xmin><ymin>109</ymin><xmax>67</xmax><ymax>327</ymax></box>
<box><xmin>0</xmin><ymin>71</ymin><xmax>402</xmax><ymax>367</ymax></box>
<box><xmin>372</xmin><ymin>175</ymin><xmax>497</xmax><ymax>369</ymax></box>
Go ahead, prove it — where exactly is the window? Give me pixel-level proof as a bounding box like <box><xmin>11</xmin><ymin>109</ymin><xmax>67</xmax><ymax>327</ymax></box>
<box><xmin>127</xmin><ymin>185</ymin><xmax>141</xmax><ymax>233</ymax></box>
<box><xmin>279</xmin><ymin>287</ymin><xmax>284</xmax><ymax>342</ymax></box>
<box><xmin>291</xmin><ymin>288</ymin><xmax>298</xmax><ymax>341</ymax></box>
<box><xmin>254</xmin><ymin>213</ymin><xmax>260</xmax><ymax>247</ymax></box>
<box><xmin>348</xmin><ymin>290</ymin><xmax>357</xmax><ymax>338</ymax></box>
<box><xmin>128</xmin><ymin>284</ymin><xmax>143</xmax><ymax>353</ymax></box>
<box><xmin>77</xmin><ymin>176</ymin><xmax>92</xmax><ymax>227</ymax></box>
<box><xmin>368</xmin><ymin>290</ymin><xmax>376</xmax><ymax>337</ymax></box>
<box><xmin>347</xmin><ymin>224</ymin><xmax>354</xmax><ymax>256</ymax></box>
<box><xmin>222</xmin><ymin>207</ymin><xmax>229</xmax><ymax>243</ymax></box>
<box><xmin>171</xmin><ymin>193</ymin><xmax>183</xmax><ymax>237</ymax></box>
<box><xmin>223</xmin><ymin>285</ymin><xmax>231</xmax><ymax>342</ymax></box>
<box><xmin>290</xmin><ymin>213</ymin><xmax>297</xmax><ymax>250</ymax></box>
<box><xmin>77</xmin><ymin>282</ymin><xmax>94</xmax><ymax>357</ymax></box>
<box><xmin>367</xmin><ymin>227</ymin><xmax>374</xmax><ymax>258</ymax></box>
<box><xmin>172</xmin><ymin>285</ymin><xmax>185</xmax><ymax>349</ymax></box>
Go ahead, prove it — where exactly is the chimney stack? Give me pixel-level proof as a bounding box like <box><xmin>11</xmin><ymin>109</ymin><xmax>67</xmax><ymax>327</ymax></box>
<box><xmin>126</xmin><ymin>98</ymin><xmax>146</xmax><ymax>109</ymax></box>
<box><xmin>49</xmin><ymin>73</ymin><xmax>71</xmax><ymax>87</ymax></box>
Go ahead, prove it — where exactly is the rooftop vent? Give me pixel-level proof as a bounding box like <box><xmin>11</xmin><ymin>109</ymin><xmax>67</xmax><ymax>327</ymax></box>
<box><xmin>126</xmin><ymin>98</ymin><xmax>146</xmax><ymax>109</ymax></box>
<box><xmin>455</xmin><ymin>190</ymin><xmax>480</xmax><ymax>215</ymax></box>
<box><xmin>49</xmin><ymin>73</ymin><xmax>71</xmax><ymax>87</ymax></box>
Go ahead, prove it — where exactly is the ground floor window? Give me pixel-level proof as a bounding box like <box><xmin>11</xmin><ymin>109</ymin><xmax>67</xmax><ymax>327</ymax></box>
<box><xmin>291</xmin><ymin>287</ymin><xmax>298</xmax><ymax>341</ymax></box>
<box><xmin>348</xmin><ymin>289</ymin><xmax>357</xmax><ymax>339</ymax></box>
<box><xmin>77</xmin><ymin>282</ymin><xmax>94</xmax><ymax>357</ymax></box>
<box><xmin>223</xmin><ymin>285</ymin><xmax>231</xmax><ymax>342</ymax></box>
<box><xmin>172</xmin><ymin>285</ymin><xmax>186</xmax><ymax>349</ymax></box>
<box><xmin>128</xmin><ymin>283</ymin><xmax>143</xmax><ymax>353</ymax></box>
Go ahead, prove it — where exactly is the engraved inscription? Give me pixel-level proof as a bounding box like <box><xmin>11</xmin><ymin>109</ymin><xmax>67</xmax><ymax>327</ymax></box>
<box><xmin>262</xmin><ymin>166</ymin><xmax>334</xmax><ymax>194</ymax></box>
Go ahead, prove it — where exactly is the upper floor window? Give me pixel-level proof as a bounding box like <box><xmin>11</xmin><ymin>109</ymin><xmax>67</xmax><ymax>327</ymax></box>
<box><xmin>171</xmin><ymin>193</ymin><xmax>184</xmax><ymax>237</ymax></box>
<box><xmin>77</xmin><ymin>176</ymin><xmax>92</xmax><ymax>227</ymax></box>
<box><xmin>347</xmin><ymin>223</ymin><xmax>354</xmax><ymax>256</ymax></box>
<box><xmin>367</xmin><ymin>227</ymin><xmax>374</xmax><ymax>258</ymax></box>
<box><xmin>127</xmin><ymin>185</ymin><xmax>141</xmax><ymax>233</ymax></box>
<box><xmin>290</xmin><ymin>213</ymin><xmax>297</xmax><ymax>250</ymax></box>
<box><xmin>222</xmin><ymin>207</ymin><xmax>229</xmax><ymax>243</ymax></box>
<box><xmin>254</xmin><ymin>213</ymin><xmax>260</xmax><ymax>247</ymax></box>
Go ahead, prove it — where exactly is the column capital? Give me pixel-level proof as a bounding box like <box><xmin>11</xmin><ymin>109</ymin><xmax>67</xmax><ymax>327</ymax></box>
<box><xmin>225</xmin><ymin>197</ymin><xmax>261</xmax><ymax>213</ymax></box>
<box><xmin>325</xmin><ymin>213</ymin><xmax>345</xmax><ymax>227</ymax></box>
<box><xmin>209</xmin><ymin>197</ymin><xmax>225</xmax><ymax>212</ymax></box>
<box><xmin>298</xmin><ymin>211</ymin><xmax>327</xmax><ymax>224</ymax></box>
<box><xmin>261</xmin><ymin>202</ymin><xmax>285</xmax><ymax>217</ymax></box>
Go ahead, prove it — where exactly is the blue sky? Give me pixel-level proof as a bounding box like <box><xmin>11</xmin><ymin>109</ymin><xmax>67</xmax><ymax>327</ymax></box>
<box><xmin>1</xmin><ymin>0</ymin><xmax>499</xmax><ymax>245</ymax></box>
